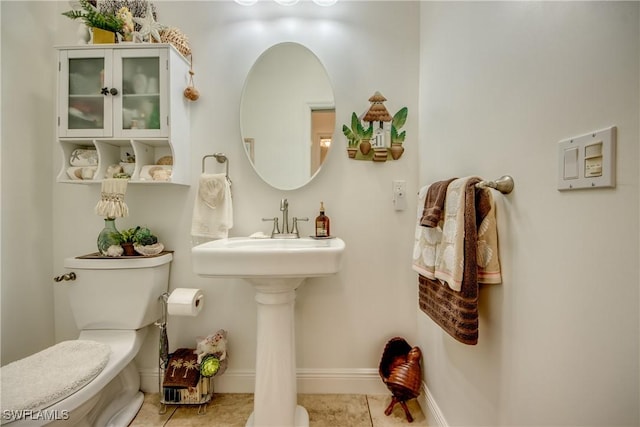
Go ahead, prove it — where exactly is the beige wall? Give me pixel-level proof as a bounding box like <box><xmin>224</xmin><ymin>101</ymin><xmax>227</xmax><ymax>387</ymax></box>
<box><xmin>418</xmin><ymin>2</ymin><xmax>639</xmax><ymax>426</ymax></box>
<box><xmin>1</xmin><ymin>1</ymin><xmax>57</xmax><ymax>364</ymax></box>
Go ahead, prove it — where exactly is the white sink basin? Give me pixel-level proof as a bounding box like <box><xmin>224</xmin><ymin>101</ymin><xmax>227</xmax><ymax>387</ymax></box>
<box><xmin>191</xmin><ymin>236</ymin><xmax>345</xmax><ymax>278</ymax></box>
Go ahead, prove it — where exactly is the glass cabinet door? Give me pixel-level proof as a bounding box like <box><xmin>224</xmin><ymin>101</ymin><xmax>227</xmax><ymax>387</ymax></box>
<box><xmin>113</xmin><ymin>49</ymin><xmax>167</xmax><ymax>137</ymax></box>
<box><xmin>59</xmin><ymin>50</ymin><xmax>113</xmax><ymax>137</ymax></box>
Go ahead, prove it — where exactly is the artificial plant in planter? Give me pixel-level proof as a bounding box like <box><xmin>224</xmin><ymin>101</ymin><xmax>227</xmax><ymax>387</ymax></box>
<box><xmin>63</xmin><ymin>0</ymin><xmax>124</xmax><ymax>43</ymax></box>
<box><xmin>119</xmin><ymin>226</ymin><xmax>140</xmax><ymax>256</ymax></box>
<box><xmin>120</xmin><ymin>226</ymin><xmax>164</xmax><ymax>256</ymax></box>
<box><xmin>390</xmin><ymin>107</ymin><xmax>408</xmax><ymax>160</ymax></box>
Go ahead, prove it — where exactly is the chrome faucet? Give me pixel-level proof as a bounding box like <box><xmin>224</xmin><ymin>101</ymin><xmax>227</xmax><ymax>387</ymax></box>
<box><xmin>280</xmin><ymin>198</ymin><xmax>290</xmax><ymax>234</ymax></box>
<box><xmin>262</xmin><ymin>199</ymin><xmax>308</xmax><ymax>238</ymax></box>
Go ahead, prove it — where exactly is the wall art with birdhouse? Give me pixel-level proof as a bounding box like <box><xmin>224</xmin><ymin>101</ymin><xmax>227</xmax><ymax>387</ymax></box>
<box><xmin>342</xmin><ymin>92</ymin><xmax>408</xmax><ymax>162</ymax></box>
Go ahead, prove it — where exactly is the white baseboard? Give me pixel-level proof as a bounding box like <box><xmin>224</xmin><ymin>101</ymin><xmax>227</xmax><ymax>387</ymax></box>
<box><xmin>140</xmin><ymin>368</ymin><xmax>162</xmax><ymax>393</ymax></box>
<box><xmin>140</xmin><ymin>367</ymin><xmax>389</xmax><ymax>395</ymax></box>
<box><xmin>296</xmin><ymin>368</ymin><xmax>388</xmax><ymax>394</ymax></box>
<box><xmin>416</xmin><ymin>381</ymin><xmax>448</xmax><ymax>427</ymax></box>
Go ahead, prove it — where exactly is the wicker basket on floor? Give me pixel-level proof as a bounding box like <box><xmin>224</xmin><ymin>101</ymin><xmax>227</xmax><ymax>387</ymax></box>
<box><xmin>378</xmin><ymin>337</ymin><xmax>422</xmax><ymax>423</ymax></box>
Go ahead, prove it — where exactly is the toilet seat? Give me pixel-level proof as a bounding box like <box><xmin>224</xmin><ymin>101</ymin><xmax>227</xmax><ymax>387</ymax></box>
<box><xmin>2</xmin><ymin>329</ymin><xmax>147</xmax><ymax>426</ymax></box>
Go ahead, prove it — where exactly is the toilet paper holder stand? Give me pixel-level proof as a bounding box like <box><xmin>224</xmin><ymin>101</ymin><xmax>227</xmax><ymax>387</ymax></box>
<box><xmin>156</xmin><ymin>292</ymin><xmax>214</xmax><ymax>415</ymax></box>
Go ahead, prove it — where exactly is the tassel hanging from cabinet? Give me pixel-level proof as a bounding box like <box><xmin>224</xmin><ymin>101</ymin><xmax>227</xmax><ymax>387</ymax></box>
<box><xmin>184</xmin><ymin>54</ymin><xmax>200</xmax><ymax>101</ymax></box>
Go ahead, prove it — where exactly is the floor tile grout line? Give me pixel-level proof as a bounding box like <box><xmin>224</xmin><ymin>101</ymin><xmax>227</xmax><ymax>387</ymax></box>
<box><xmin>162</xmin><ymin>404</ymin><xmax>177</xmax><ymax>426</ymax></box>
<box><xmin>365</xmin><ymin>395</ymin><xmax>374</xmax><ymax>427</ymax></box>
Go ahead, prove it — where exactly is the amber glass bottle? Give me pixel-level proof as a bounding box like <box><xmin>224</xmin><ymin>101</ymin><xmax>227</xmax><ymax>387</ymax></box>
<box><xmin>315</xmin><ymin>202</ymin><xmax>330</xmax><ymax>237</ymax></box>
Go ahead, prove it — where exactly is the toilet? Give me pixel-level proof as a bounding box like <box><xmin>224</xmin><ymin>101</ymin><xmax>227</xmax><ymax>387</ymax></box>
<box><xmin>1</xmin><ymin>253</ymin><xmax>172</xmax><ymax>426</ymax></box>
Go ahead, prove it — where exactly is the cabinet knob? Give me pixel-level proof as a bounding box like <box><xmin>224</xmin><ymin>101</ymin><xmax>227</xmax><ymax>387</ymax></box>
<box><xmin>100</xmin><ymin>87</ymin><xmax>119</xmax><ymax>96</ymax></box>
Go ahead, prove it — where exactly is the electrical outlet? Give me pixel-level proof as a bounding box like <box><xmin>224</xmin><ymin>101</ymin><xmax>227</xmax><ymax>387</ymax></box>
<box><xmin>393</xmin><ymin>180</ymin><xmax>407</xmax><ymax>211</ymax></box>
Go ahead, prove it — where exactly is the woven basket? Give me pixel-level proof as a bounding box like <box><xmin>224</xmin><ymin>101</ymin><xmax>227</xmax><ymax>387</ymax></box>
<box><xmin>379</xmin><ymin>337</ymin><xmax>412</xmax><ymax>381</ymax></box>
<box><xmin>378</xmin><ymin>337</ymin><xmax>422</xmax><ymax>422</ymax></box>
<box><xmin>159</xmin><ymin>27</ymin><xmax>191</xmax><ymax>57</ymax></box>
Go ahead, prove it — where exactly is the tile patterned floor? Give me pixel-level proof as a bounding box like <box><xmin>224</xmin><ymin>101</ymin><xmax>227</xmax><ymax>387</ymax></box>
<box><xmin>130</xmin><ymin>393</ymin><xmax>428</xmax><ymax>426</ymax></box>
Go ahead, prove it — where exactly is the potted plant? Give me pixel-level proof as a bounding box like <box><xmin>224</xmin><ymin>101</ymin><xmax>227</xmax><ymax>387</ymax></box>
<box><xmin>131</xmin><ymin>226</ymin><xmax>164</xmax><ymax>256</ymax></box>
<box><xmin>119</xmin><ymin>226</ymin><xmax>164</xmax><ymax>256</ymax></box>
<box><xmin>62</xmin><ymin>0</ymin><xmax>124</xmax><ymax>44</ymax></box>
<box><xmin>119</xmin><ymin>226</ymin><xmax>140</xmax><ymax>256</ymax></box>
<box><xmin>390</xmin><ymin>107</ymin><xmax>408</xmax><ymax>160</ymax></box>
<box><xmin>342</xmin><ymin>113</ymin><xmax>361</xmax><ymax>159</ymax></box>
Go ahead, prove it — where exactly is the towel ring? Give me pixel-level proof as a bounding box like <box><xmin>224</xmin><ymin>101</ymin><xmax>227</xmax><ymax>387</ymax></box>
<box><xmin>202</xmin><ymin>153</ymin><xmax>230</xmax><ymax>182</ymax></box>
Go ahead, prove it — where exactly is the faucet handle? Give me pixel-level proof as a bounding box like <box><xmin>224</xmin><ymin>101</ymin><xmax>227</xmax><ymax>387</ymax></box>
<box><xmin>261</xmin><ymin>217</ymin><xmax>281</xmax><ymax>237</ymax></box>
<box><xmin>291</xmin><ymin>217</ymin><xmax>309</xmax><ymax>237</ymax></box>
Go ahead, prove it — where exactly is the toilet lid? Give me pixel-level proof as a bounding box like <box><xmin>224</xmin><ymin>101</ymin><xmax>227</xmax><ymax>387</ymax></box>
<box><xmin>0</xmin><ymin>340</ymin><xmax>110</xmax><ymax>421</ymax></box>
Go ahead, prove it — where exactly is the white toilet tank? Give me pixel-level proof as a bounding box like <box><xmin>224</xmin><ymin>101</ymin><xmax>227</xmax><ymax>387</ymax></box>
<box><xmin>64</xmin><ymin>252</ymin><xmax>172</xmax><ymax>330</ymax></box>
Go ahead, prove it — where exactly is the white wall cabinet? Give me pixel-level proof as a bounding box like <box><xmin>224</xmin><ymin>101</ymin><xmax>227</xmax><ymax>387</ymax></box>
<box><xmin>56</xmin><ymin>44</ymin><xmax>190</xmax><ymax>185</ymax></box>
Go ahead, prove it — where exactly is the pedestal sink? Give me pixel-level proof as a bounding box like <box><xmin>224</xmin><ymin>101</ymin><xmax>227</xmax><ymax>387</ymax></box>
<box><xmin>192</xmin><ymin>237</ymin><xmax>345</xmax><ymax>427</ymax></box>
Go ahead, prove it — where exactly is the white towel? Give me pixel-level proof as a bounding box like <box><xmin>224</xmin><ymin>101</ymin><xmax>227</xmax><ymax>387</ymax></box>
<box><xmin>477</xmin><ymin>188</ymin><xmax>502</xmax><ymax>284</ymax></box>
<box><xmin>412</xmin><ymin>184</ymin><xmax>442</xmax><ymax>279</ymax></box>
<box><xmin>191</xmin><ymin>173</ymin><xmax>233</xmax><ymax>242</ymax></box>
<box><xmin>434</xmin><ymin>177</ymin><xmax>470</xmax><ymax>291</ymax></box>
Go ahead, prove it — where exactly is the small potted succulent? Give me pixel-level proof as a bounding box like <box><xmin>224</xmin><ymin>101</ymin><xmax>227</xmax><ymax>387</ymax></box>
<box><xmin>131</xmin><ymin>226</ymin><xmax>164</xmax><ymax>256</ymax></box>
<box><xmin>120</xmin><ymin>226</ymin><xmax>164</xmax><ymax>256</ymax></box>
<box><xmin>119</xmin><ymin>226</ymin><xmax>140</xmax><ymax>256</ymax></box>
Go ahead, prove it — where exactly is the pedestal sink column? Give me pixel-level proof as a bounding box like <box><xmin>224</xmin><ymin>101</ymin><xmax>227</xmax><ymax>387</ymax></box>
<box><xmin>191</xmin><ymin>236</ymin><xmax>345</xmax><ymax>426</ymax></box>
<box><xmin>246</xmin><ymin>278</ymin><xmax>309</xmax><ymax>427</ymax></box>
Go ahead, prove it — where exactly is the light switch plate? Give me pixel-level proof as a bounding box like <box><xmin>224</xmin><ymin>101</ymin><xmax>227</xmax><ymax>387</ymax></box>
<box><xmin>557</xmin><ymin>126</ymin><xmax>616</xmax><ymax>191</ymax></box>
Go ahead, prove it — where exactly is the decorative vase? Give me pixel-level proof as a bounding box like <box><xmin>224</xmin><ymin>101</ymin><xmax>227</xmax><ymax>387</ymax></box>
<box><xmin>390</xmin><ymin>144</ymin><xmax>404</xmax><ymax>160</ymax></box>
<box><xmin>359</xmin><ymin>139</ymin><xmax>372</xmax><ymax>155</ymax></box>
<box><xmin>97</xmin><ymin>218</ymin><xmax>122</xmax><ymax>256</ymax></box>
<box><xmin>92</xmin><ymin>27</ymin><xmax>116</xmax><ymax>44</ymax></box>
<box><xmin>76</xmin><ymin>24</ymin><xmax>91</xmax><ymax>44</ymax></box>
<box><xmin>347</xmin><ymin>147</ymin><xmax>357</xmax><ymax>159</ymax></box>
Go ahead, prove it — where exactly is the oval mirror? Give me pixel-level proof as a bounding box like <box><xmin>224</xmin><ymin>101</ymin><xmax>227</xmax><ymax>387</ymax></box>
<box><xmin>240</xmin><ymin>43</ymin><xmax>335</xmax><ymax>191</ymax></box>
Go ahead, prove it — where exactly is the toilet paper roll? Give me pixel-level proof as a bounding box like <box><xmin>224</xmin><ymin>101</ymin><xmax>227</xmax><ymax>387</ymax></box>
<box><xmin>167</xmin><ymin>288</ymin><xmax>204</xmax><ymax>317</ymax></box>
